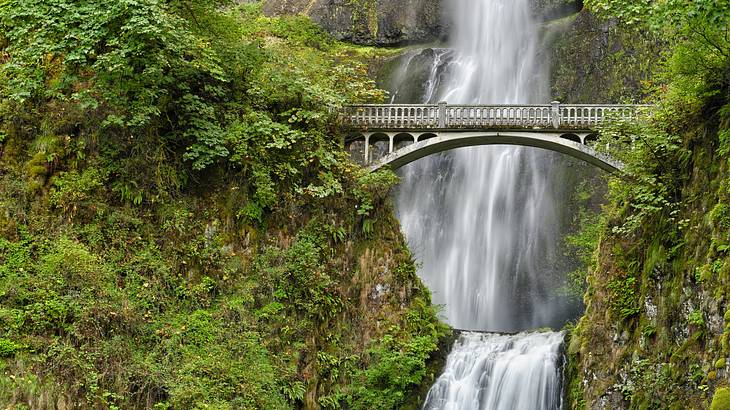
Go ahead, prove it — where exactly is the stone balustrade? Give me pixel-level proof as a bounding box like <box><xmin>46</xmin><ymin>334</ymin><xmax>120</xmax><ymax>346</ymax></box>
<box><xmin>340</xmin><ymin>102</ymin><xmax>650</xmax><ymax>131</ymax></box>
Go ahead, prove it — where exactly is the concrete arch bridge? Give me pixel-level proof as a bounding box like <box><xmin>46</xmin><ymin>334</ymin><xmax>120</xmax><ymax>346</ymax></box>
<box><xmin>341</xmin><ymin>102</ymin><xmax>651</xmax><ymax>173</ymax></box>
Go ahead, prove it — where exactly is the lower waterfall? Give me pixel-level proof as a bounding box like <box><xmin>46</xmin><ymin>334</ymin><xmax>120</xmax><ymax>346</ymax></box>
<box><xmin>422</xmin><ymin>332</ymin><xmax>565</xmax><ymax>410</ymax></box>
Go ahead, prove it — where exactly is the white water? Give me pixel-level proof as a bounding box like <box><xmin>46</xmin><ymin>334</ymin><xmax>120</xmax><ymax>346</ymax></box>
<box><xmin>389</xmin><ymin>0</ymin><xmax>573</xmax><ymax>408</ymax></box>
<box><xmin>422</xmin><ymin>332</ymin><xmax>565</xmax><ymax>410</ymax></box>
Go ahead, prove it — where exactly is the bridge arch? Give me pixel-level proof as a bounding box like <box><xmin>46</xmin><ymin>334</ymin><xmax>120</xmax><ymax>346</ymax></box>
<box><xmin>559</xmin><ymin>133</ymin><xmax>582</xmax><ymax>144</ymax></box>
<box><xmin>393</xmin><ymin>133</ymin><xmax>415</xmax><ymax>150</ymax></box>
<box><xmin>366</xmin><ymin>131</ymin><xmax>623</xmax><ymax>173</ymax></box>
<box><xmin>585</xmin><ymin>133</ymin><xmax>600</xmax><ymax>144</ymax></box>
<box><xmin>417</xmin><ymin>132</ymin><xmax>439</xmax><ymax>142</ymax></box>
<box><xmin>340</xmin><ymin>102</ymin><xmax>651</xmax><ymax>174</ymax></box>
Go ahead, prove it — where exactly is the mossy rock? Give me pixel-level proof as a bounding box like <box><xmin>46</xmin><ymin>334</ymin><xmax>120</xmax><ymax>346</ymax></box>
<box><xmin>711</xmin><ymin>388</ymin><xmax>730</xmax><ymax>410</ymax></box>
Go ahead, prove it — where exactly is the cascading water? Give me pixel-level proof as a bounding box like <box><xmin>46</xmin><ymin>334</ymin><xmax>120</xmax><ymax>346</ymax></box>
<box><xmin>387</xmin><ymin>0</ymin><xmax>580</xmax><ymax>408</ymax></box>
<box><xmin>422</xmin><ymin>332</ymin><xmax>565</xmax><ymax>409</ymax></box>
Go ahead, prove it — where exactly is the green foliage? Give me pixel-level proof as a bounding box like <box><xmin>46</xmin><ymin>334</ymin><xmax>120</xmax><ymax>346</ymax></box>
<box><xmin>0</xmin><ymin>338</ymin><xmax>21</xmax><ymax>358</ymax></box>
<box><xmin>50</xmin><ymin>168</ymin><xmax>105</xmax><ymax>212</ymax></box>
<box><xmin>0</xmin><ymin>0</ymin><xmax>442</xmax><ymax>408</ymax></box>
<box><xmin>586</xmin><ymin>0</ymin><xmax>729</xmax><ymax>32</ymax></box>
<box><xmin>354</xmin><ymin>170</ymin><xmax>400</xmax><ymax>216</ymax></box>
<box><xmin>345</xmin><ymin>331</ymin><xmax>439</xmax><ymax>409</ymax></box>
<box><xmin>606</xmin><ymin>275</ymin><xmax>640</xmax><ymax>319</ymax></box>
<box><xmin>563</xmin><ymin>186</ymin><xmax>606</xmax><ymax>299</ymax></box>
<box><xmin>688</xmin><ymin>311</ymin><xmax>706</xmax><ymax>328</ymax></box>
<box><xmin>572</xmin><ymin>1</ymin><xmax>730</xmax><ymax>406</ymax></box>
<box><xmin>255</xmin><ymin>228</ymin><xmax>343</xmax><ymax>321</ymax></box>
<box><xmin>353</xmin><ymin>169</ymin><xmax>399</xmax><ymax>235</ymax></box>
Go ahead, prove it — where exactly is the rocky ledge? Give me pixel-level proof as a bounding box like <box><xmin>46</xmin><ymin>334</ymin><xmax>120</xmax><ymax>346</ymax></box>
<box><xmin>262</xmin><ymin>0</ymin><xmax>583</xmax><ymax>46</ymax></box>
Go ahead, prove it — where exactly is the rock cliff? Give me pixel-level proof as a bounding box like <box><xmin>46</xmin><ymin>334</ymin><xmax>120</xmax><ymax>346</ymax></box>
<box><xmin>261</xmin><ymin>0</ymin><xmax>583</xmax><ymax>46</ymax></box>
<box><xmin>262</xmin><ymin>0</ymin><xmax>443</xmax><ymax>46</ymax></box>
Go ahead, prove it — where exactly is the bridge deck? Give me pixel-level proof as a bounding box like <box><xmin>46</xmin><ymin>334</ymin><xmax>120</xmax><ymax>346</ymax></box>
<box><xmin>340</xmin><ymin>102</ymin><xmax>650</xmax><ymax>131</ymax></box>
<box><xmin>340</xmin><ymin>102</ymin><xmax>650</xmax><ymax>173</ymax></box>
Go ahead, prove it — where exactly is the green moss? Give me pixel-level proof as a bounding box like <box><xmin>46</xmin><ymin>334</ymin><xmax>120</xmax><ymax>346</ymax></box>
<box><xmin>716</xmin><ymin>358</ymin><xmax>727</xmax><ymax>369</ymax></box>
<box><xmin>711</xmin><ymin>388</ymin><xmax>730</xmax><ymax>410</ymax></box>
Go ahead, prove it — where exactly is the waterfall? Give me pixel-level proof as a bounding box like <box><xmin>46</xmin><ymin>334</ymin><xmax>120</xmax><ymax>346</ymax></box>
<box><xmin>388</xmin><ymin>0</ymin><xmax>577</xmax><ymax>408</ymax></box>
<box><xmin>422</xmin><ymin>332</ymin><xmax>565</xmax><ymax>409</ymax></box>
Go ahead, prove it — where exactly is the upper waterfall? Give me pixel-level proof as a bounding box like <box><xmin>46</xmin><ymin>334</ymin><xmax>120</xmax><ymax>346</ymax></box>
<box><xmin>394</xmin><ymin>0</ymin><xmax>579</xmax><ymax>332</ymax></box>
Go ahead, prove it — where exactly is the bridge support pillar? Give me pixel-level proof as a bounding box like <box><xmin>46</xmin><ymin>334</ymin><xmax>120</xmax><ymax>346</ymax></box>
<box><xmin>363</xmin><ymin>133</ymin><xmax>371</xmax><ymax>164</ymax></box>
<box><xmin>388</xmin><ymin>135</ymin><xmax>394</xmax><ymax>154</ymax></box>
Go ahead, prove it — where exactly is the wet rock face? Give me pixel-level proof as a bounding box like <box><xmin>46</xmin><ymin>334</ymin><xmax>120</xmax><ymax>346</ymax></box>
<box><xmin>262</xmin><ymin>0</ymin><xmax>444</xmax><ymax>46</ymax></box>
<box><xmin>261</xmin><ymin>0</ymin><xmax>582</xmax><ymax>46</ymax></box>
<box><xmin>383</xmin><ymin>48</ymin><xmax>454</xmax><ymax>103</ymax></box>
<box><xmin>530</xmin><ymin>0</ymin><xmax>583</xmax><ymax>21</ymax></box>
<box><xmin>546</xmin><ymin>9</ymin><xmax>660</xmax><ymax>103</ymax></box>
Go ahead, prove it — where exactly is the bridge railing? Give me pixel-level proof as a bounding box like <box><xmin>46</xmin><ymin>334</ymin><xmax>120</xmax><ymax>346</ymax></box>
<box><xmin>340</xmin><ymin>102</ymin><xmax>651</xmax><ymax>130</ymax></box>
